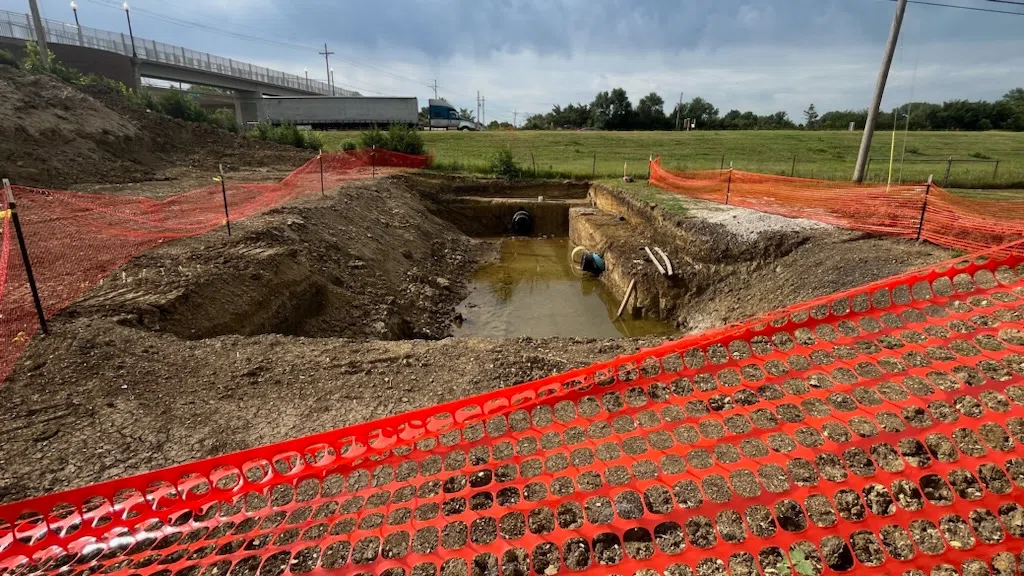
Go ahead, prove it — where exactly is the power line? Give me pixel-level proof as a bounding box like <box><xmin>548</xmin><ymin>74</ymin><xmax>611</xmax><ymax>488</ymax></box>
<box><xmin>883</xmin><ymin>0</ymin><xmax>1024</xmax><ymax>15</ymax></box>
<box><xmin>986</xmin><ymin>0</ymin><xmax>1024</xmax><ymax>5</ymax></box>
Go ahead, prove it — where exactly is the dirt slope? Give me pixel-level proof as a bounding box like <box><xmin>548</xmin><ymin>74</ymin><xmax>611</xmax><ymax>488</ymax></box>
<box><xmin>0</xmin><ymin>65</ymin><xmax>311</xmax><ymax>188</ymax></box>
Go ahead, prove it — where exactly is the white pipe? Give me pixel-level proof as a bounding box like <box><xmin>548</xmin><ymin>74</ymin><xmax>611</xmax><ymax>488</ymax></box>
<box><xmin>644</xmin><ymin>246</ymin><xmax>667</xmax><ymax>276</ymax></box>
<box><xmin>654</xmin><ymin>247</ymin><xmax>673</xmax><ymax>276</ymax></box>
<box><xmin>570</xmin><ymin>246</ymin><xmax>586</xmax><ymax>265</ymax></box>
<box><xmin>616</xmin><ymin>278</ymin><xmax>637</xmax><ymax>319</ymax></box>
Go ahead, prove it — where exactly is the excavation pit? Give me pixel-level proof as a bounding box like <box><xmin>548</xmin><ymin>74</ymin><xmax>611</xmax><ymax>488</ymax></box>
<box><xmin>453</xmin><ymin>238</ymin><xmax>676</xmax><ymax>339</ymax></box>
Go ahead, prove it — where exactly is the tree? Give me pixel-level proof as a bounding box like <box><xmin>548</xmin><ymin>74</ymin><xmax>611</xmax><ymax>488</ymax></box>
<box><xmin>803</xmin><ymin>104</ymin><xmax>819</xmax><ymax>129</ymax></box>
<box><xmin>590</xmin><ymin>91</ymin><xmax>612</xmax><ymax>129</ymax></box>
<box><xmin>458</xmin><ymin>107</ymin><xmax>475</xmax><ymax>121</ymax></box>
<box><xmin>636</xmin><ymin>92</ymin><xmax>669</xmax><ymax>130</ymax></box>
<box><xmin>607</xmin><ymin>88</ymin><xmax>634</xmax><ymax>130</ymax></box>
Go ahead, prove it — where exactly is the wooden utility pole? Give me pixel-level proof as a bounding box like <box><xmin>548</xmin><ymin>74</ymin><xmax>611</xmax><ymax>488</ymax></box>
<box><xmin>853</xmin><ymin>0</ymin><xmax>908</xmax><ymax>183</ymax></box>
<box><xmin>675</xmin><ymin>92</ymin><xmax>683</xmax><ymax>131</ymax></box>
<box><xmin>431</xmin><ymin>80</ymin><xmax>438</xmax><ymax>99</ymax></box>
<box><xmin>27</xmin><ymin>0</ymin><xmax>50</xmax><ymax>68</ymax></box>
<box><xmin>319</xmin><ymin>43</ymin><xmax>334</xmax><ymax>93</ymax></box>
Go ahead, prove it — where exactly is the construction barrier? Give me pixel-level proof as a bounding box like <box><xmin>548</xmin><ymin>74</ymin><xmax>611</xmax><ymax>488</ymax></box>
<box><xmin>3</xmin><ymin>239</ymin><xmax>1024</xmax><ymax>576</ymax></box>
<box><xmin>649</xmin><ymin>158</ymin><xmax>1024</xmax><ymax>253</ymax></box>
<box><xmin>0</xmin><ymin>149</ymin><xmax>430</xmax><ymax>384</ymax></box>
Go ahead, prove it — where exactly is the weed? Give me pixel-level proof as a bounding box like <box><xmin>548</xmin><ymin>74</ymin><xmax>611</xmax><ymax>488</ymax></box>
<box><xmin>248</xmin><ymin>122</ymin><xmax>320</xmax><ymax>150</ymax></box>
<box><xmin>778</xmin><ymin>549</ymin><xmax>817</xmax><ymax>576</ymax></box>
<box><xmin>969</xmin><ymin>151</ymin><xmax>993</xmax><ymax>160</ymax></box>
<box><xmin>0</xmin><ymin>49</ymin><xmax>19</xmax><ymax>69</ymax></box>
<box><xmin>359</xmin><ymin>126</ymin><xmax>389</xmax><ymax>150</ymax></box>
<box><xmin>489</xmin><ymin>144</ymin><xmax>521</xmax><ymax>179</ymax></box>
<box><xmin>341</xmin><ymin>141</ymin><xmax>357</xmax><ymax>151</ymax></box>
<box><xmin>384</xmin><ymin>124</ymin><xmax>425</xmax><ymax>155</ymax></box>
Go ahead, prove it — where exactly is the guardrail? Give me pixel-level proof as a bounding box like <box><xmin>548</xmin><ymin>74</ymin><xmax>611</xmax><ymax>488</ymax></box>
<box><xmin>0</xmin><ymin>9</ymin><xmax>357</xmax><ymax>96</ymax></box>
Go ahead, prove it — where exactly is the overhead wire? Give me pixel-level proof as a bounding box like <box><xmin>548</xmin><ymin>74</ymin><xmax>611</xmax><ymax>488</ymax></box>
<box><xmin>884</xmin><ymin>0</ymin><xmax>1024</xmax><ymax>15</ymax></box>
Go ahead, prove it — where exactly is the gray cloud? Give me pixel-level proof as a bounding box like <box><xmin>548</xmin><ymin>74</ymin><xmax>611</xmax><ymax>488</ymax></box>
<box><xmin>14</xmin><ymin>0</ymin><xmax>1024</xmax><ymax>122</ymax></box>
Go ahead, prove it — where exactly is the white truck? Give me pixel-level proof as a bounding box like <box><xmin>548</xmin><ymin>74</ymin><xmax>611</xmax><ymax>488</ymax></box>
<box><xmin>427</xmin><ymin>98</ymin><xmax>480</xmax><ymax>130</ymax></box>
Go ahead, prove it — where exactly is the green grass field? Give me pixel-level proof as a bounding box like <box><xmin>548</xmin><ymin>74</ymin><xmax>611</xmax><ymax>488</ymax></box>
<box><xmin>318</xmin><ymin>130</ymin><xmax>1024</xmax><ymax>188</ymax></box>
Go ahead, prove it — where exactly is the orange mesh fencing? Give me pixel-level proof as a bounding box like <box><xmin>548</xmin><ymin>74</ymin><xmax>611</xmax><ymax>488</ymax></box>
<box><xmin>0</xmin><ymin>149</ymin><xmax>429</xmax><ymax>383</ymax></box>
<box><xmin>649</xmin><ymin>158</ymin><xmax>1024</xmax><ymax>252</ymax></box>
<box><xmin>4</xmin><ymin>240</ymin><xmax>1024</xmax><ymax>576</ymax></box>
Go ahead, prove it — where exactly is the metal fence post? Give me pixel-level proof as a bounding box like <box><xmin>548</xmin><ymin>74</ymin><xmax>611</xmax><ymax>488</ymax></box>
<box><xmin>994</xmin><ymin>160</ymin><xmax>1000</xmax><ymax>181</ymax></box>
<box><xmin>371</xmin><ymin>145</ymin><xmax>376</xmax><ymax>178</ymax></box>
<box><xmin>725</xmin><ymin>162</ymin><xmax>734</xmax><ymax>205</ymax></box>
<box><xmin>720</xmin><ymin>155</ymin><xmax>725</xmax><ymax>171</ymax></box>
<box><xmin>217</xmin><ymin>165</ymin><xmax>231</xmax><ymax>236</ymax></box>
<box><xmin>791</xmin><ymin>156</ymin><xmax>797</xmax><ymax>178</ymax></box>
<box><xmin>4</xmin><ymin>179</ymin><xmax>48</xmax><ymax>335</ymax></box>
<box><xmin>943</xmin><ymin>156</ymin><xmax>953</xmax><ymax>187</ymax></box>
<box><xmin>531</xmin><ymin>152</ymin><xmax>537</xmax><ymax>176</ymax></box>
<box><xmin>319</xmin><ymin>149</ymin><xmax>325</xmax><ymax>197</ymax></box>
<box><xmin>916</xmin><ymin>175</ymin><xmax>933</xmax><ymax>241</ymax></box>
<box><xmin>592</xmin><ymin>153</ymin><xmax>597</xmax><ymax>178</ymax></box>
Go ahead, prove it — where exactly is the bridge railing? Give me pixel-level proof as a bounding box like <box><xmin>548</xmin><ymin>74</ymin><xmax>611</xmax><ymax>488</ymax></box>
<box><xmin>0</xmin><ymin>9</ymin><xmax>357</xmax><ymax>96</ymax></box>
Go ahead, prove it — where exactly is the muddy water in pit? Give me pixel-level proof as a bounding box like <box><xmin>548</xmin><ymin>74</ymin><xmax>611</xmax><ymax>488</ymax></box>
<box><xmin>453</xmin><ymin>238</ymin><xmax>676</xmax><ymax>338</ymax></box>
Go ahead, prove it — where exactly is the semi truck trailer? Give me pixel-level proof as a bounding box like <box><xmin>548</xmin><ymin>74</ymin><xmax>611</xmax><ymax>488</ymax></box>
<box><xmin>262</xmin><ymin>96</ymin><xmax>419</xmax><ymax>129</ymax></box>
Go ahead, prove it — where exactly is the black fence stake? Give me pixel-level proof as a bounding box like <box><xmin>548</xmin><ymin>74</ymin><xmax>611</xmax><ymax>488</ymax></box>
<box><xmin>218</xmin><ymin>164</ymin><xmax>231</xmax><ymax>236</ymax></box>
<box><xmin>943</xmin><ymin>156</ymin><xmax>953</xmax><ymax>187</ymax></box>
<box><xmin>4</xmin><ymin>179</ymin><xmax>47</xmax><ymax>335</ymax></box>
<box><xmin>371</xmin><ymin>145</ymin><xmax>376</xmax><ymax>178</ymax></box>
<box><xmin>647</xmin><ymin>154</ymin><xmax>652</xmax><ymax>181</ymax></box>
<box><xmin>916</xmin><ymin>175</ymin><xmax>933</xmax><ymax>241</ymax></box>
<box><xmin>592</xmin><ymin>153</ymin><xmax>597</xmax><ymax>178</ymax></box>
<box><xmin>720</xmin><ymin>155</ymin><xmax>725</xmax><ymax>171</ymax></box>
<box><xmin>791</xmin><ymin>156</ymin><xmax>797</xmax><ymax>177</ymax></box>
<box><xmin>725</xmin><ymin>163</ymin><xmax>733</xmax><ymax>205</ymax></box>
<box><xmin>994</xmin><ymin>160</ymin><xmax>1001</xmax><ymax>181</ymax></box>
<box><xmin>319</xmin><ymin>149</ymin><xmax>325</xmax><ymax>197</ymax></box>
<box><xmin>531</xmin><ymin>152</ymin><xmax>537</xmax><ymax>176</ymax></box>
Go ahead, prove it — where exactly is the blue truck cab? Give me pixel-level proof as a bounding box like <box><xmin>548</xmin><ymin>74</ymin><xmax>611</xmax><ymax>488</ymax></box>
<box><xmin>428</xmin><ymin>98</ymin><xmax>478</xmax><ymax>130</ymax></box>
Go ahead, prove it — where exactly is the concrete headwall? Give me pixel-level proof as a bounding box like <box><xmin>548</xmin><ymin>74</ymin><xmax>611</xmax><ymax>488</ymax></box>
<box><xmin>432</xmin><ymin>198</ymin><xmax>587</xmax><ymax>237</ymax></box>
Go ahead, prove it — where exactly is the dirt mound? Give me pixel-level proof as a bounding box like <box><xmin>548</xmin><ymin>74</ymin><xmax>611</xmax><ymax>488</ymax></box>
<box><xmin>67</xmin><ymin>177</ymin><xmax>478</xmax><ymax>340</ymax></box>
<box><xmin>0</xmin><ymin>65</ymin><xmax>311</xmax><ymax>188</ymax></box>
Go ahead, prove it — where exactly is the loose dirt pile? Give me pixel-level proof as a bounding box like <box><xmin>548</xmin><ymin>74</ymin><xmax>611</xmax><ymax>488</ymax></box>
<box><xmin>0</xmin><ymin>65</ymin><xmax>311</xmax><ymax>188</ymax></box>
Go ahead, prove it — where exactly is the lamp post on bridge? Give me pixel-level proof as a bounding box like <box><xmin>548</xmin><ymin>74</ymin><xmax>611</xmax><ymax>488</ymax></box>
<box><xmin>122</xmin><ymin>2</ymin><xmax>137</xmax><ymax>59</ymax></box>
<box><xmin>304</xmin><ymin>67</ymin><xmax>309</xmax><ymax>90</ymax></box>
<box><xmin>330</xmin><ymin>68</ymin><xmax>336</xmax><ymax>96</ymax></box>
<box><xmin>69</xmin><ymin>1</ymin><xmax>84</xmax><ymax>45</ymax></box>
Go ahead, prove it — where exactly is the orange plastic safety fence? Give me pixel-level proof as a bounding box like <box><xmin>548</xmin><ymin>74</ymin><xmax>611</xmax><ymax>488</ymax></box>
<box><xmin>4</xmin><ymin>240</ymin><xmax>1024</xmax><ymax>576</ymax></box>
<box><xmin>649</xmin><ymin>158</ymin><xmax>1024</xmax><ymax>252</ymax></box>
<box><xmin>0</xmin><ymin>149</ymin><xmax>429</xmax><ymax>384</ymax></box>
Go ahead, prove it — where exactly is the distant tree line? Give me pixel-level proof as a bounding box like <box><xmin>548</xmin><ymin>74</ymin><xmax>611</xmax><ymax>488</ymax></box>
<box><xmin>521</xmin><ymin>88</ymin><xmax>1024</xmax><ymax>131</ymax></box>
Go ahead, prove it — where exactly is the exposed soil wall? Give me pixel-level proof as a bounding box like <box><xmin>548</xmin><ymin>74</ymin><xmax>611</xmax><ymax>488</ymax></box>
<box><xmin>424</xmin><ymin>197</ymin><xmax>587</xmax><ymax>237</ymax></box>
<box><xmin>574</xmin><ymin>185</ymin><xmax>955</xmax><ymax>332</ymax></box>
<box><xmin>406</xmin><ymin>173</ymin><xmax>590</xmax><ymax>199</ymax></box>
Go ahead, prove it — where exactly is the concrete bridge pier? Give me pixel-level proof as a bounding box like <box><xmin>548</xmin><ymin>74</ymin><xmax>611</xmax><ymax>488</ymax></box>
<box><xmin>234</xmin><ymin>89</ymin><xmax>266</xmax><ymax>125</ymax></box>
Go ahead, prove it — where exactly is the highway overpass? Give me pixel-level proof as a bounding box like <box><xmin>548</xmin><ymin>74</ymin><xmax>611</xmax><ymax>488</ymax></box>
<box><xmin>0</xmin><ymin>8</ymin><xmax>359</xmax><ymax>123</ymax></box>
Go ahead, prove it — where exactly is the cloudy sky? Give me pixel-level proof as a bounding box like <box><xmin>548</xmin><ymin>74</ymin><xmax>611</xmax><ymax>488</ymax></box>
<box><xmin>6</xmin><ymin>0</ymin><xmax>1024</xmax><ymax>123</ymax></box>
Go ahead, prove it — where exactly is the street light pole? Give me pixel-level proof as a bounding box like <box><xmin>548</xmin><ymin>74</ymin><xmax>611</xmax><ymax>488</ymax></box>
<box><xmin>122</xmin><ymin>2</ymin><xmax>137</xmax><ymax>59</ymax></box>
<box><xmin>330</xmin><ymin>68</ymin><xmax>335</xmax><ymax>96</ymax></box>
<box><xmin>70</xmin><ymin>1</ymin><xmax>83</xmax><ymax>45</ymax></box>
<box><xmin>304</xmin><ymin>67</ymin><xmax>309</xmax><ymax>90</ymax></box>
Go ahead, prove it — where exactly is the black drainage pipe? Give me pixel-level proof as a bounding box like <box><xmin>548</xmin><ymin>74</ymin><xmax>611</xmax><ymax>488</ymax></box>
<box><xmin>512</xmin><ymin>209</ymin><xmax>533</xmax><ymax>236</ymax></box>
